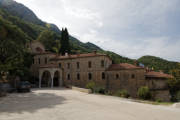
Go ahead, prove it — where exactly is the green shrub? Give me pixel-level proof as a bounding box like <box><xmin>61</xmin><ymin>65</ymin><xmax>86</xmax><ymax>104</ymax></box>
<box><xmin>137</xmin><ymin>86</ymin><xmax>151</xmax><ymax>100</ymax></box>
<box><xmin>155</xmin><ymin>98</ymin><xmax>162</xmax><ymax>103</ymax></box>
<box><xmin>115</xmin><ymin>89</ymin><xmax>129</xmax><ymax>98</ymax></box>
<box><xmin>86</xmin><ymin>81</ymin><xmax>96</xmax><ymax>92</ymax></box>
<box><xmin>176</xmin><ymin>91</ymin><xmax>180</xmax><ymax>102</ymax></box>
<box><xmin>94</xmin><ymin>86</ymin><xmax>106</xmax><ymax>94</ymax></box>
<box><xmin>105</xmin><ymin>91</ymin><xmax>113</xmax><ymax>95</ymax></box>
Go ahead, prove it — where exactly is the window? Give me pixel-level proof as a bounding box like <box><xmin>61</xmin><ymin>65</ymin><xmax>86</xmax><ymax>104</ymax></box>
<box><xmin>116</xmin><ymin>74</ymin><xmax>119</xmax><ymax>79</ymax></box>
<box><xmin>32</xmin><ymin>58</ymin><xmax>34</xmax><ymax>64</ymax></box>
<box><xmin>102</xmin><ymin>72</ymin><xmax>105</xmax><ymax>79</ymax></box>
<box><xmin>67</xmin><ymin>74</ymin><xmax>70</xmax><ymax>80</ymax></box>
<box><xmin>67</xmin><ymin>63</ymin><xmax>70</xmax><ymax>69</ymax></box>
<box><xmin>88</xmin><ymin>73</ymin><xmax>92</xmax><ymax>80</ymax></box>
<box><xmin>77</xmin><ymin>73</ymin><xmax>80</xmax><ymax>80</ymax></box>
<box><xmin>77</xmin><ymin>62</ymin><xmax>80</xmax><ymax>69</ymax></box>
<box><xmin>101</xmin><ymin>60</ymin><xmax>105</xmax><ymax>67</ymax></box>
<box><xmin>59</xmin><ymin>63</ymin><xmax>61</xmax><ymax>68</ymax></box>
<box><xmin>88</xmin><ymin>61</ymin><xmax>92</xmax><ymax>68</ymax></box>
<box><xmin>38</xmin><ymin>58</ymin><xmax>40</xmax><ymax>64</ymax></box>
<box><xmin>45</xmin><ymin>58</ymin><xmax>47</xmax><ymax>64</ymax></box>
<box><xmin>152</xmin><ymin>80</ymin><xmax>154</xmax><ymax>86</ymax></box>
<box><xmin>131</xmin><ymin>74</ymin><xmax>135</xmax><ymax>79</ymax></box>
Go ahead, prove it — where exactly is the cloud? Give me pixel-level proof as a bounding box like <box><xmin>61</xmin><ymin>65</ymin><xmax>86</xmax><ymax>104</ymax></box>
<box><xmin>15</xmin><ymin>0</ymin><xmax>180</xmax><ymax>61</ymax></box>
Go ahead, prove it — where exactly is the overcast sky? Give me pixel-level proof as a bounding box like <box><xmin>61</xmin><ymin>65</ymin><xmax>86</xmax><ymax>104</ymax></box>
<box><xmin>15</xmin><ymin>0</ymin><xmax>180</xmax><ymax>62</ymax></box>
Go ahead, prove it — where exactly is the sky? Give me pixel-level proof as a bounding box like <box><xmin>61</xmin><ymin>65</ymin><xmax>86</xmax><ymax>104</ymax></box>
<box><xmin>15</xmin><ymin>0</ymin><xmax>180</xmax><ymax>62</ymax></box>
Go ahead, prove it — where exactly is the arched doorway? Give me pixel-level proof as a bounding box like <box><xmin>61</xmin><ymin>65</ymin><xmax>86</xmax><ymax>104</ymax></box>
<box><xmin>41</xmin><ymin>71</ymin><xmax>51</xmax><ymax>87</ymax></box>
<box><xmin>53</xmin><ymin>71</ymin><xmax>60</xmax><ymax>87</ymax></box>
<box><xmin>39</xmin><ymin>68</ymin><xmax>62</xmax><ymax>88</ymax></box>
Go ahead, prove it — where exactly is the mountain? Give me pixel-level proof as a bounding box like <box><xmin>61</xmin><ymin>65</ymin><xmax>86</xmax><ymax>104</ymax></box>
<box><xmin>138</xmin><ymin>56</ymin><xmax>179</xmax><ymax>73</ymax></box>
<box><xmin>0</xmin><ymin>0</ymin><xmax>179</xmax><ymax>74</ymax></box>
<box><xmin>0</xmin><ymin>0</ymin><xmax>100</xmax><ymax>50</ymax></box>
<box><xmin>0</xmin><ymin>0</ymin><xmax>44</xmax><ymax>26</ymax></box>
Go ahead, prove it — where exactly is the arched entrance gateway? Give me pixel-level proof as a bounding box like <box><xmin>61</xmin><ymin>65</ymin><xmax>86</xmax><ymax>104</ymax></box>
<box><xmin>41</xmin><ymin>71</ymin><xmax>51</xmax><ymax>87</ymax></box>
<box><xmin>53</xmin><ymin>71</ymin><xmax>60</xmax><ymax>87</ymax></box>
<box><xmin>39</xmin><ymin>66</ymin><xmax>63</xmax><ymax>88</ymax></box>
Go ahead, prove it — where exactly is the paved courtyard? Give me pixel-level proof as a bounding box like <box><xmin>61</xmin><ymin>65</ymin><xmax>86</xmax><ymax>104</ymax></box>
<box><xmin>0</xmin><ymin>88</ymin><xmax>180</xmax><ymax>120</ymax></box>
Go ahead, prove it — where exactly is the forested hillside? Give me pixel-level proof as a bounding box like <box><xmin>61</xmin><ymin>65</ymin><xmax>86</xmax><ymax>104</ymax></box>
<box><xmin>0</xmin><ymin>12</ymin><xmax>32</xmax><ymax>77</ymax></box>
<box><xmin>0</xmin><ymin>0</ymin><xmax>134</xmax><ymax>62</ymax></box>
<box><xmin>138</xmin><ymin>56</ymin><xmax>180</xmax><ymax>73</ymax></box>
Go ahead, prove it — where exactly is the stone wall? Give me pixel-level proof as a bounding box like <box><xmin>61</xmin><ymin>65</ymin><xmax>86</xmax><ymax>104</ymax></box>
<box><xmin>146</xmin><ymin>77</ymin><xmax>170</xmax><ymax>101</ymax></box>
<box><xmin>151</xmin><ymin>90</ymin><xmax>170</xmax><ymax>102</ymax></box>
<box><xmin>30</xmin><ymin>53</ymin><xmax>56</xmax><ymax>78</ymax></box>
<box><xmin>146</xmin><ymin>78</ymin><xmax>168</xmax><ymax>90</ymax></box>
<box><xmin>29</xmin><ymin>41</ymin><xmax>45</xmax><ymax>53</ymax></box>
<box><xmin>107</xmin><ymin>69</ymin><xmax>146</xmax><ymax>97</ymax></box>
<box><xmin>31</xmin><ymin>52</ymin><xmax>171</xmax><ymax>102</ymax></box>
<box><xmin>53</xmin><ymin>55</ymin><xmax>112</xmax><ymax>88</ymax></box>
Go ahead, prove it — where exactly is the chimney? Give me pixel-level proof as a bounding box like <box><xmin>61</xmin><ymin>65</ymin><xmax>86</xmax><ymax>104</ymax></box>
<box><xmin>65</xmin><ymin>52</ymin><xmax>68</xmax><ymax>56</ymax></box>
<box><xmin>146</xmin><ymin>67</ymin><xmax>149</xmax><ymax>72</ymax></box>
<box><xmin>77</xmin><ymin>52</ymin><xmax>80</xmax><ymax>57</ymax></box>
<box><xmin>159</xmin><ymin>70</ymin><xmax>163</xmax><ymax>73</ymax></box>
<box><xmin>134</xmin><ymin>60</ymin><xmax>137</xmax><ymax>66</ymax></box>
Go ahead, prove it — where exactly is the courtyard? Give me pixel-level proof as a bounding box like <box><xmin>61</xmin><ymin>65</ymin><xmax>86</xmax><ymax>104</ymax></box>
<box><xmin>0</xmin><ymin>88</ymin><xmax>180</xmax><ymax>120</ymax></box>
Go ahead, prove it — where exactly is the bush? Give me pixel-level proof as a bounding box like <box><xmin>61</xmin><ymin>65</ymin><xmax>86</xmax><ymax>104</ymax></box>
<box><xmin>115</xmin><ymin>89</ymin><xmax>129</xmax><ymax>98</ymax></box>
<box><xmin>105</xmin><ymin>91</ymin><xmax>113</xmax><ymax>95</ymax></box>
<box><xmin>86</xmin><ymin>82</ymin><xmax>96</xmax><ymax>92</ymax></box>
<box><xmin>176</xmin><ymin>91</ymin><xmax>180</xmax><ymax>102</ymax></box>
<box><xmin>155</xmin><ymin>98</ymin><xmax>162</xmax><ymax>103</ymax></box>
<box><xmin>137</xmin><ymin>86</ymin><xmax>151</xmax><ymax>100</ymax></box>
<box><xmin>94</xmin><ymin>86</ymin><xmax>106</xmax><ymax>94</ymax></box>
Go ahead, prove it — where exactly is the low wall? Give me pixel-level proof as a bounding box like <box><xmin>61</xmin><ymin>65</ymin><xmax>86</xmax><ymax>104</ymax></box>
<box><xmin>72</xmin><ymin>86</ymin><xmax>92</xmax><ymax>93</ymax></box>
<box><xmin>152</xmin><ymin>90</ymin><xmax>170</xmax><ymax>102</ymax></box>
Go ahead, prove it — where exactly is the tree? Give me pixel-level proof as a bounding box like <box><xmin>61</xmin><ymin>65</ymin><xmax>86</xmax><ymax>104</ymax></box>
<box><xmin>168</xmin><ymin>65</ymin><xmax>180</xmax><ymax>101</ymax></box>
<box><xmin>137</xmin><ymin>86</ymin><xmax>151</xmax><ymax>100</ymax></box>
<box><xmin>59</xmin><ymin>28</ymin><xmax>70</xmax><ymax>55</ymax></box>
<box><xmin>0</xmin><ymin>17</ymin><xmax>31</xmax><ymax>78</ymax></box>
<box><xmin>37</xmin><ymin>30</ymin><xmax>60</xmax><ymax>53</ymax></box>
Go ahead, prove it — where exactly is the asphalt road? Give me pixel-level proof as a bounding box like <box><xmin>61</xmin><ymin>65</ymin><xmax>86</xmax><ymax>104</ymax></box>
<box><xmin>0</xmin><ymin>88</ymin><xmax>180</xmax><ymax>120</ymax></box>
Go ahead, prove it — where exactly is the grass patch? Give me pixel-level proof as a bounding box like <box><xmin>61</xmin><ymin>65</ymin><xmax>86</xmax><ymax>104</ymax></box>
<box><xmin>136</xmin><ymin>100</ymin><xmax>174</xmax><ymax>106</ymax></box>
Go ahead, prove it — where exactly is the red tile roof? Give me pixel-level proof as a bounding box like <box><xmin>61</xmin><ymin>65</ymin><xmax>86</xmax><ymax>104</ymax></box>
<box><xmin>107</xmin><ymin>63</ymin><xmax>143</xmax><ymax>71</ymax></box>
<box><xmin>51</xmin><ymin>52</ymin><xmax>107</xmax><ymax>60</ymax></box>
<box><xmin>145</xmin><ymin>71</ymin><xmax>173</xmax><ymax>78</ymax></box>
<box><xmin>33</xmin><ymin>51</ymin><xmax>56</xmax><ymax>55</ymax></box>
<box><xmin>36</xmin><ymin>47</ymin><xmax>43</xmax><ymax>53</ymax></box>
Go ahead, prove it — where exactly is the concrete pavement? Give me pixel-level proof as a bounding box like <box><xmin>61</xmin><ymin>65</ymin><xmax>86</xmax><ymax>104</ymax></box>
<box><xmin>0</xmin><ymin>88</ymin><xmax>179</xmax><ymax>120</ymax></box>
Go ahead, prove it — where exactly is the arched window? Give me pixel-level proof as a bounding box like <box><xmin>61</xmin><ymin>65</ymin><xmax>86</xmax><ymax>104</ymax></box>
<box><xmin>67</xmin><ymin>63</ymin><xmax>70</xmax><ymax>69</ymax></box>
<box><xmin>116</xmin><ymin>74</ymin><xmax>119</xmax><ymax>79</ymax></box>
<box><xmin>38</xmin><ymin>58</ymin><xmax>40</xmax><ymax>64</ymax></box>
<box><xmin>77</xmin><ymin>62</ymin><xmax>80</xmax><ymax>69</ymax></box>
<box><xmin>131</xmin><ymin>74</ymin><xmax>135</xmax><ymax>79</ymax></box>
<box><xmin>101</xmin><ymin>60</ymin><xmax>104</xmax><ymax>67</ymax></box>
<box><xmin>59</xmin><ymin>63</ymin><xmax>61</xmax><ymax>68</ymax></box>
<box><xmin>88</xmin><ymin>61</ymin><xmax>92</xmax><ymax>68</ymax></box>
<box><xmin>102</xmin><ymin>72</ymin><xmax>105</xmax><ymax>79</ymax></box>
<box><xmin>77</xmin><ymin>73</ymin><xmax>80</xmax><ymax>80</ymax></box>
<box><xmin>45</xmin><ymin>57</ymin><xmax>47</xmax><ymax>64</ymax></box>
<box><xmin>88</xmin><ymin>73</ymin><xmax>92</xmax><ymax>80</ymax></box>
<box><xmin>67</xmin><ymin>74</ymin><xmax>70</xmax><ymax>80</ymax></box>
<box><xmin>32</xmin><ymin>58</ymin><xmax>34</xmax><ymax>64</ymax></box>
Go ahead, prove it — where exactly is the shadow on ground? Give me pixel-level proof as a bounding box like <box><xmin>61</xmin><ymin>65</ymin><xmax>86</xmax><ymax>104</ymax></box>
<box><xmin>0</xmin><ymin>89</ymin><xmax>66</xmax><ymax>114</ymax></box>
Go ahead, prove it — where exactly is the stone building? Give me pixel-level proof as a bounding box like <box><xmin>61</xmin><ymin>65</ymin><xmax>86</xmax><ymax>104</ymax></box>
<box><xmin>106</xmin><ymin>63</ymin><xmax>146</xmax><ymax>97</ymax></box>
<box><xmin>145</xmin><ymin>71</ymin><xmax>173</xmax><ymax>101</ymax></box>
<box><xmin>30</xmin><ymin>41</ymin><xmax>172</xmax><ymax>101</ymax></box>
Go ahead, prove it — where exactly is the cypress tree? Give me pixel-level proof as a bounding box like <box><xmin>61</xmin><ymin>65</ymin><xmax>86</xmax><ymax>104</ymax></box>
<box><xmin>59</xmin><ymin>28</ymin><xmax>70</xmax><ymax>55</ymax></box>
<box><xmin>64</xmin><ymin>28</ymin><xmax>70</xmax><ymax>53</ymax></box>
